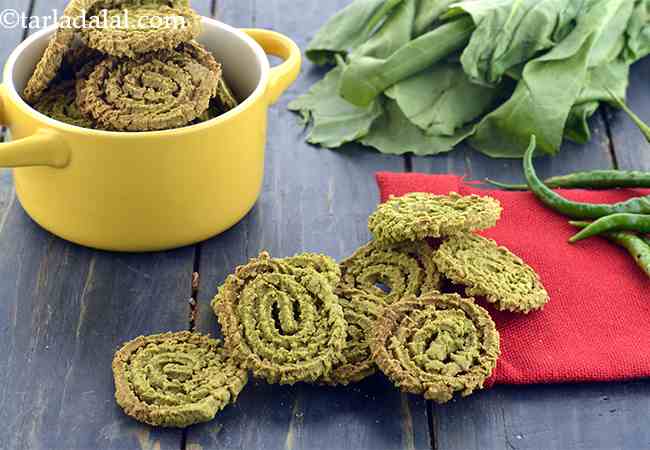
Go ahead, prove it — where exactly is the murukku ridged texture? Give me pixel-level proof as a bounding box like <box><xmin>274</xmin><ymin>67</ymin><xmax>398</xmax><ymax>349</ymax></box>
<box><xmin>32</xmin><ymin>80</ymin><xmax>95</xmax><ymax>128</ymax></box>
<box><xmin>435</xmin><ymin>233</ymin><xmax>550</xmax><ymax>314</ymax></box>
<box><xmin>319</xmin><ymin>288</ymin><xmax>384</xmax><ymax>386</ymax></box>
<box><xmin>212</xmin><ymin>252</ymin><xmax>347</xmax><ymax>385</ymax></box>
<box><xmin>77</xmin><ymin>41</ymin><xmax>220</xmax><ymax>131</ymax></box>
<box><xmin>368</xmin><ymin>192</ymin><xmax>503</xmax><ymax>244</ymax></box>
<box><xmin>283</xmin><ymin>252</ymin><xmax>341</xmax><ymax>289</ymax></box>
<box><xmin>339</xmin><ymin>240</ymin><xmax>441</xmax><ymax>304</ymax></box>
<box><xmin>61</xmin><ymin>45</ymin><xmax>105</xmax><ymax>80</ymax></box>
<box><xmin>23</xmin><ymin>0</ymin><xmax>95</xmax><ymax>103</ymax></box>
<box><xmin>112</xmin><ymin>331</ymin><xmax>248</xmax><ymax>428</ymax></box>
<box><xmin>81</xmin><ymin>0</ymin><xmax>202</xmax><ymax>58</ymax></box>
<box><xmin>371</xmin><ymin>293</ymin><xmax>500</xmax><ymax>404</ymax></box>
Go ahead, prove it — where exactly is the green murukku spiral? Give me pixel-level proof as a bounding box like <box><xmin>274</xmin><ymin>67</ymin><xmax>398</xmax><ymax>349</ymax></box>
<box><xmin>113</xmin><ymin>331</ymin><xmax>248</xmax><ymax>428</ymax></box>
<box><xmin>77</xmin><ymin>41</ymin><xmax>220</xmax><ymax>131</ymax></box>
<box><xmin>319</xmin><ymin>288</ymin><xmax>384</xmax><ymax>386</ymax></box>
<box><xmin>368</xmin><ymin>192</ymin><xmax>503</xmax><ymax>244</ymax></box>
<box><xmin>371</xmin><ymin>293</ymin><xmax>500</xmax><ymax>404</ymax></box>
<box><xmin>212</xmin><ymin>252</ymin><xmax>347</xmax><ymax>385</ymax></box>
<box><xmin>283</xmin><ymin>252</ymin><xmax>341</xmax><ymax>289</ymax></box>
<box><xmin>23</xmin><ymin>0</ymin><xmax>96</xmax><ymax>103</ymax></box>
<box><xmin>339</xmin><ymin>240</ymin><xmax>441</xmax><ymax>304</ymax></box>
<box><xmin>32</xmin><ymin>80</ymin><xmax>95</xmax><ymax>128</ymax></box>
<box><xmin>80</xmin><ymin>0</ymin><xmax>202</xmax><ymax>58</ymax></box>
<box><xmin>435</xmin><ymin>233</ymin><xmax>550</xmax><ymax>313</ymax></box>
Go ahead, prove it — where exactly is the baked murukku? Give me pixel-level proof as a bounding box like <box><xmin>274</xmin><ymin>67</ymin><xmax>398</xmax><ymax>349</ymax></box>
<box><xmin>319</xmin><ymin>288</ymin><xmax>384</xmax><ymax>386</ymax></box>
<box><xmin>77</xmin><ymin>41</ymin><xmax>220</xmax><ymax>131</ymax></box>
<box><xmin>435</xmin><ymin>233</ymin><xmax>549</xmax><ymax>314</ymax></box>
<box><xmin>61</xmin><ymin>45</ymin><xmax>105</xmax><ymax>80</ymax></box>
<box><xmin>339</xmin><ymin>240</ymin><xmax>441</xmax><ymax>304</ymax></box>
<box><xmin>112</xmin><ymin>331</ymin><xmax>248</xmax><ymax>428</ymax></box>
<box><xmin>283</xmin><ymin>252</ymin><xmax>341</xmax><ymax>289</ymax></box>
<box><xmin>32</xmin><ymin>80</ymin><xmax>95</xmax><ymax>128</ymax></box>
<box><xmin>371</xmin><ymin>293</ymin><xmax>500</xmax><ymax>404</ymax></box>
<box><xmin>212</xmin><ymin>252</ymin><xmax>347</xmax><ymax>385</ymax></box>
<box><xmin>23</xmin><ymin>0</ymin><xmax>95</xmax><ymax>103</ymax></box>
<box><xmin>368</xmin><ymin>192</ymin><xmax>503</xmax><ymax>244</ymax></box>
<box><xmin>80</xmin><ymin>0</ymin><xmax>202</xmax><ymax>58</ymax></box>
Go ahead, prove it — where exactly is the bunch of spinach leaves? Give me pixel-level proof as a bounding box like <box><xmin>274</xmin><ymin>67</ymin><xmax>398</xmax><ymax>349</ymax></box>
<box><xmin>289</xmin><ymin>0</ymin><xmax>650</xmax><ymax>158</ymax></box>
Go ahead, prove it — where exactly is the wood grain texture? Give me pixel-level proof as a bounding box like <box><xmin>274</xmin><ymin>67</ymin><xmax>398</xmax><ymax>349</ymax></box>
<box><xmin>0</xmin><ymin>1</ymin><xmax>204</xmax><ymax>449</ymax></box>
<box><xmin>187</xmin><ymin>1</ymin><xmax>431</xmax><ymax>449</ymax></box>
<box><xmin>606</xmin><ymin>57</ymin><xmax>650</xmax><ymax>170</ymax></box>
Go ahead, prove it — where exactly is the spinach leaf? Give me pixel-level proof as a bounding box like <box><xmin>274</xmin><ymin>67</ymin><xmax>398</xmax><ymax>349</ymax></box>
<box><xmin>339</xmin><ymin>16</ymin><xmax>474</xmax><ymax>107</ymax></box>
<box><xmin>306</xmin><ymin>0</ymin><xmax>405</xmax><ymax>65</ymax></box>
<box><xmin>385</xmin><ymin>63</ymin><xmax>509</xmax><ymax>136</ymax></box>
<box><xmin>451</xmin><ymin>0</ymin><xmax>586</xmax><ymax>86</ymax></box>
<box><xmin>288</xmin><ymin>66</ymin><xmax>383</xmax><ymax>148</ymax></box>
<box><xmin>361</xmin><ymin>99</ymin><xmax>473</xmax><ymax>155</ymax></box>
<box><xmin>469</xmin><ymin>0</ymin><xmax>629</xmax><ymax>158</ymax></box>
<box><xmin>624</xmin><ymin>0</ymin><xmax>650</xmax><ymax>63</ymax></box>
<box><xmin>351</xmin><ymin>0</ymin><xmax>417</xmax><ymax>59</ymax></box>
<box><xmin>565</xmin><ymin>60</ymin><xmax>630</xmax><ymax>143</ymax></box>
<box><xmin>414</xmin><ymin>0</ymin><xmax>457</xmax><ymax>36</ymax></box>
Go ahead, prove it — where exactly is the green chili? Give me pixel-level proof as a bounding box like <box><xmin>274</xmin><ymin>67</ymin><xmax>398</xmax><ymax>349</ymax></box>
<box><xmin>607</xmin><ymin>88</ymin><xmax>650</xmax><ymax>144</ymax></box>
<box><xmin>524</xmin><ymin>136</ymin><xmax>650</xmax><ymax>219</ymax></box>
<box><xmin>569</xmin><ymin>214</ymin><xmax>650</xmax><ymax>242</ymax></box>
<box><xmin>571</xmin><ymin>221</ymin><xmax>650</xmax><ymax>278</ymax></box>
<box><xmin>485</xmin><ymin>170</ymin><xmax>650</xmax><ymax>191</ymax></box>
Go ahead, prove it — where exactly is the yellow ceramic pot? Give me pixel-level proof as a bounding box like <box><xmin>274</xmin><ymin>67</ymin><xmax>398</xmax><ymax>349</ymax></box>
<box><xmin>0</xmin><ymin>18</ymin><xmax>301</xmax><ymax>252</ymax></box>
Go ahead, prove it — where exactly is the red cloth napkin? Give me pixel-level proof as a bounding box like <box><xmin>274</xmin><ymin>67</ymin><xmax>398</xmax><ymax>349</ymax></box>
<box><xmin>377</xmin><ymin>172</ymin><xmax>650</xmax><ymax>386</ymax></box>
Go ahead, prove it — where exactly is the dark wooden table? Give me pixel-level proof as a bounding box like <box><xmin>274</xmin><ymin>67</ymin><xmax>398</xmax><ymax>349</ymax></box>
<box><xmin>1</xmin><ymin>1</ymin><xmax>649</xmax><ymax>449</ymax></box>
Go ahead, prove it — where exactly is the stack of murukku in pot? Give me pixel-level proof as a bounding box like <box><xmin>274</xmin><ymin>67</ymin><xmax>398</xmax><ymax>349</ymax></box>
<box><xmin>111</xmin><ymin>190</ymin><xmax>550</xmax><ymax>428</ymax></box>
<box><xmin>24</xmin><ymin>0</ymin><xmax>238</xmax><ymax>132</ymax></box>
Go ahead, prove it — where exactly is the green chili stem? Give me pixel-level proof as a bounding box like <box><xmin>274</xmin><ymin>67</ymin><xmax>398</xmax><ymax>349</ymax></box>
<box><xmin>607</xmin><ymin>88</ymin><xmax>650</xmax><ymax>144</ymax></box>
<box><xmin>523</xmin><ymin>136</ymin><xmax>650</xmax><ymax>219</ymax></box>
<box><xmin>486</xmin><ymin>170</ymin><xmax>650</xmax><ymax>191</ymax></box>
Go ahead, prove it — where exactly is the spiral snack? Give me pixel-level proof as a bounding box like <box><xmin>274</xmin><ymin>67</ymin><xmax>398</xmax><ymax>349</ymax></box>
<box><xmin>283</xmin><ymin>253</ymin><xmax>341</xmax><ymax>289</ymax></box>
<box><xmin>368</xmin><ymin>192</ymin><xmax>503</xmax><ymax>244</ymax></box>
<box><xmin>80</xmin><ymin>0</ymin><xmax>202</xmax><ymax>58</ymax></box>
<box><xmin>33</xmin><ymin>80</ymin><xmax>95</xmax><ymax>128</ymax></box>
<box><xmin>61</xmin><ymin>45</ymin><xmax>105</xmax><ymax>80</ymax></box>
<box><xmin>435</xmin><ymin>234</ymin><xmax>549</xmax><ymax>313</ymax></box>
<box><xmin>112</xmin><ymin>332</ymin><xmax>248</xmax><ymax>428</ymax></box>
<box><xmin>320</xmin><ymin>288</ymin><xmax>385</xmax><ymax>386</ymax></box>
<box><xmin>23</xmin><ymin>0</ymin><xmax>95</xmax><ymax>103</ymax></box>
<box><xmin>371</xmin><ymin>293</ymin><xmax>500</xmax><ymax>404</ymax></box>
<box><xmin>339</xmin><ymin>240</ymin><xmax>441</xmax><ymax>305</ymax></box>
<box><xmin>77</xmin><ymin>41</ymin><xmax>220</xmax><ymax>131</ymax></box>
<box><xmin>213</xmin><ymin>252</ymin><xmax>347</xmax><ymax>385</ymax></box>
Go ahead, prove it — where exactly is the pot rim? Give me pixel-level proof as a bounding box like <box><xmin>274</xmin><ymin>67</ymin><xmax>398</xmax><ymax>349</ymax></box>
<box><xmin>2</xmin><ymin>16</ymin><xmax>271</xmax><ymax>139</ymax></box>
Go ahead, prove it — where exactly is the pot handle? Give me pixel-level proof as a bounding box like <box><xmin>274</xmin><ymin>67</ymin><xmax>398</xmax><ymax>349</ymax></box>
<box><xmin>243</xmin><ymin>29</ymin><xmax>302</xmax><ymax>105</ymax></box>
<box><xmin>0</xmin><ymin>86</ymin><xmax>70</xmax><ymax>168</ymax></box>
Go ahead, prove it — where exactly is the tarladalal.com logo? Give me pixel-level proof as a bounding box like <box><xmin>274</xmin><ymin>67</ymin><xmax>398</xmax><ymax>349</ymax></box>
<box><xmin>0</xmin><ymin>9</ymin><xmax>188</xmax><ymax>30</ymax></box>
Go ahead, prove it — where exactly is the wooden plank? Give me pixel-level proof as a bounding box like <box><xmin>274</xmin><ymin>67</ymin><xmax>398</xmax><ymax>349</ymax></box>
<box><xmin>191</xmin><ymin>0</ymin><xmax>214</xmax><ymax>18</ymax></box>
<box><xmin>606</xmin><ymin>56</ymin><xmax>650</xmax><ymax>170</ymax></box>
<box><xmin>0</xmin><ymin>198</ymin><xmax>195</xmax><ymax>450</ymax></box>
<box><xmin>433</xmin><ymin>382</ymin><xmax>650</xmax><ymax>450</ymax></box>
<box><xmin>187</xmin><ymin>1</ymin><xmax>431</xmax><ymax>449</ymax></box>
<box><xmin>0</xmin><ymin>2</ymin><xmax>197</xmax><ymax>449</ymax></box>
